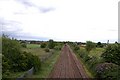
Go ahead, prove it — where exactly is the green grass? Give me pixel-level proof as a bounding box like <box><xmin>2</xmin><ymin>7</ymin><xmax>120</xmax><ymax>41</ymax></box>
<box><xmin>22</xmin><ymin>44</ymin><xmax>51</xmax><ymax>58</ymax></box>
<box><xmin>74</xmin><ymin>48</ymin><xmax>93</xmax><ymax>78</ymax></box>
<box><xmin>89</xmin><ymin>48</ymin><xmax>104</xmax><ymax>59</ymax></box>
<box><xmin>22</xmin><ymin>48</ymin><xmax>50</xmax><ymax>58</ymax></box>
<box><xmin>80</xmin><ymin>47</ymin><xmax>104</xmax><ymax>59</ymax></box>
<box><xmin>29</xmin><ymin>50</ymin><xmax>60</xmax><ymax>78</ymax></box>
<box><xmin>27</xmin><ymin>44</ymin><xmax>40</xmax><ymax>49</ymax></box>
<box><xmin>78</xmin><ymin>47</ymin><xmax>105</xmax><ymax>77</ymax></box>
<box><xmin>4</xmin><ymin>71</ymin><xmax>26</xmax><ymax>79</ymax></box>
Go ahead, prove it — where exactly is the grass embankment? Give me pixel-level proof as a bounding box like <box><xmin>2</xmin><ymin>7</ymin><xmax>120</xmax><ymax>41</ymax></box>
<box><xmin>79</xmin><ymin>47</ymin><xmax>104</xmax><ymax>77</ymax></box>
<box><xmin>22</xmin><ymin>44</ymin><xmax>61</xmax><ymax>78</ymax></box>
<box><xmin>74</xmin><ymin>49</ymin><xmax>93</xmax><ymax>78</ymax></box>
<box><xmin>30</xmin><ymin>50</ymin><xmax>60</xmax><ymax>78</ymax></box>
<box><xmin>71</xmin><ymin>45</ymin><xmax>104</xmax><ymax>78</ymax></box>
<box><xmin>72</xmin><ymin>46</ymin><xmax>93</xmax><ymax>78</ymax></box>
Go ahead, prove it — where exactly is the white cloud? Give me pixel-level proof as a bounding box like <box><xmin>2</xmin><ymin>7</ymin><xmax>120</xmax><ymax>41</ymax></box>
<box><xmin>0</xmin><ymin>0</ymin><xmax>119</xmax><ymax>42</ymax></box>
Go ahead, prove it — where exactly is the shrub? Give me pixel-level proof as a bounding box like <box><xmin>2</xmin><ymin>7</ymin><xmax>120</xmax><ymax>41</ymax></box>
<box><xmin>48</xmin><ymin>39</ymin><xmax>55</xmax><ymax>49</ymax></box>
<box><xmin>87</xmin><ymin>56</ymin><xmax>97</xmax><ymax>67</ymax></box>
<box><xmin>41</xmin><ymin>43</ymin><xmax>47</xmax><ymax>48</ymax></box>
<box><xmin>86</xmin><ymin>41</ymin><xmax>96</xmax><ymax>52</ymax></box>
<box><xmin>2</xmin><ymin>36</ymin><xmax>41</xmax><ymax>77</ymax></box>
<box><xmin>44</xmin><ymin>48</ymin><xmax>50</xmax><ymax>52</ymax></box>
<box><xmin>95</xmin><ymin>62</ymin><xmax>119</xmax><ymax>79</ymax></box>
<box><xmin>83</xmin><ymin>54</ymin><xmax>91</xmax><ymax>62</ymax></box>
<box><xmin>101</xmin><ymin>44</ymin><xmax>120</xmax><ymax>65</ymax></box>
<box><xmin>74</xmin><ymin>46</ymin><xmax>80</xmax><ymax>51</ymax></box>
<box><xmin>96</xmin><ymin>42</ymin><xmax>103</xmax><ymax>48</ymax></box>
<box><xmin>21</xmin><ymin>43</ymin><xmax>27</xmax><ymax>48</ymax></box>
<box><xmin>54</xmin><ymin>46</ymin><xmax>61</xmax><ymax>50</ymax></box>
<box><xmin>79</xmin><ymin>49</ymin><xmax>86</xmax><ymax>58</ymax></box>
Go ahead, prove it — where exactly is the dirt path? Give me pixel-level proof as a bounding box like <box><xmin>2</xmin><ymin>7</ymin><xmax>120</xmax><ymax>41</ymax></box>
<box><xmin>49</xmin><ymin>44</ymin><xmax>89</xmax><ymax>79</ymax></box>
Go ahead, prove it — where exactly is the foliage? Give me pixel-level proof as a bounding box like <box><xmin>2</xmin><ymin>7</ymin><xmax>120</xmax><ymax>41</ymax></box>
<box><xmin>74</xmin><ymin>45</ymin><xmax>80</xmax><ymax>51</ymax></box>
<box><xmin>86</xmin><ymin>41</ymin><xmax>96</xmax><ymax>52</ymax></box>
<box><xmin>21</xmin><ymin>43</ymin><xmax>27</xmax><ymax>48</ymax></box>
<box><xmin>54</xmin><ymin>43</ymin><xmax>63</xmax><ymax>50</ymax></box>
<box><xmin>96</xmin><ymin>42</ymin><xmax>103</xmax><ymax>48</ymax></box>
<box><xmin>41</xmin><ymin>43</ymin><xmax>47</xmax><ymax>48</ymax></box>
<box><xmin>101</xmin><ymin>44</ymin><xmax>120</xmax><ymax>65</ymax></box>
<box><xmin>31</xmin><ymin>50</ymin><xmax>60</xmax><ymax>78</ymax></box>
<box><xmin>95</xmin><ymin>63</ymin><xmax>120</xmax><ymax>79</ymax></box>
<box><xmin>2</xmin><ymin>36</ymin><xmax>41</xmax><ymax>78</ymax></box>
<box><xmin>48</xmin><ymin>39</ymin><xmax>55</xmax><ymax>49</ymax></box>
<box><xmin>44</xmin><ymin>48</ymin><xmax>50</xmax><ymax>52</ymax></box>
<box><xmin>54</xmin><ymin>46</ymin><xmax>61</xmax><ymax>50</ymax></box>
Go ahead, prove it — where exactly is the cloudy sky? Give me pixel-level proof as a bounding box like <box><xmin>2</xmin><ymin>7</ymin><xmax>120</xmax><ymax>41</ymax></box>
<box><xmin>0</xmin><ymin>0</ymin><xmax>119</xmax><ymax>42</ymax></box>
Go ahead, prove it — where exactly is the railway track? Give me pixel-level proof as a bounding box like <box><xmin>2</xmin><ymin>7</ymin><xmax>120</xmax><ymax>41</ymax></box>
<box><xmin>49</xmin><ymin>44</ymin><xmax>89</xmax><ymax>79</ymax></box>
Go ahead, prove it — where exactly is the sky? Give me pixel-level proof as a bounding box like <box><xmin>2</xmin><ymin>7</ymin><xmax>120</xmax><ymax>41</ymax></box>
<box><xmin>0</xmin><ymin>0</ymin><xmax>119</xmax><ymax>43</ymax></box>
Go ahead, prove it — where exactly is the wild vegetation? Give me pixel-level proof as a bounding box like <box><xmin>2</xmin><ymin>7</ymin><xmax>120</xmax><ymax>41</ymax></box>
<box><xmin>2</xmin><ymin>36</ymin><xmax>41</xmax><ymax>78</ymax></box>
<box><xmin>2</xmin><ymin>34</ymin><xmax>119</xmax><ymax>79</ymax></box>
<box><xmin>71</xmin><ymin>41</ymin><xmax>120</xmax><ymax>79</ymax></box>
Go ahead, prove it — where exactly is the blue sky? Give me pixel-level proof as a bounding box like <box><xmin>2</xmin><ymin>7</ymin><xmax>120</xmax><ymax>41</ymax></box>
<box><xmin>0</xmin><ymin>0</ymin><xmax>119</xmax><ymax>42</ymax></box>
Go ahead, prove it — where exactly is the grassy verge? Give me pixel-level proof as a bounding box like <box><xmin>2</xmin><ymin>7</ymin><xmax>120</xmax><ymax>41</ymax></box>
<box><xmin>9</xmin><ymin>71</ymin><xmax>26</xmax><ymax>78</ymax></box>
<box><xmin>30</xmin><ymin>50</ymin><xmax>60</xmax><ymax>78</ymax></box>
<box><xmin>89</xmin><ymin>48</ymin><xmax>104</xmax><ymax>59</ymax></box>
<box><xmin>69</xmin><ymin>45</ymin><xmax>93</xmax><ymax>78</ymax></box>
<box><xmin>74</xmin><ymin>49</ymin><xmax>93</xmax><ymax>78</ymax></box>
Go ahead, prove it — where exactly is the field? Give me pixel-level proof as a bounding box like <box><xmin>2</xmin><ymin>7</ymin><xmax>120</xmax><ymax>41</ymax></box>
<box><xmin>21</xmin><ymin>43</ymin><xmax>62</xmax><ymax>78</ymax></box>
<box><xmin>26</xmin><ymin>44</ymin><xmax>40</xmax><ymax>49</ymax></box>
<box><xmin>22</xmin><ymin>44</ymin><xmax>51</xmax><ymax>58</ymax></box>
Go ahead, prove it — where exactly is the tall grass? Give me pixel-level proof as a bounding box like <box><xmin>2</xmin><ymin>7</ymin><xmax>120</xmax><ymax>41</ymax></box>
<box><xmin>29</xmin><ymin>50</ymin><xmax>60</xmax><ymax>78</ymax></box>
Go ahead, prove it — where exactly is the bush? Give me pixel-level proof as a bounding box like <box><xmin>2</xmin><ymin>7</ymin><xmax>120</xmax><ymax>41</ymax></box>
<box><xmin>79</xmin><ymin>49</ymin><xmax>86</xmax><ymax>58</ymax></box>
<box><xmin>86</xmin><ymin>41</ymin><xmax>96</xmax><ymax>52</ymax></box>
<box><xmin>48</xmin><ymin>39</ymin><xmax>55</xmax><ymax>49</ymax></box>
<box><xmin>41</xmin><ymin>43</ymin><xmax>47</xmax><ymax>48</ymax></box>
<box><xmin>96</xmin><ymin>42</ymin><xmax>103</xmax><ymax>48</ymax></box>
<box><xmin>44</xmin><ymin>48</ymin><xmax>50</xmax><ymax>52</ymax></box>
<box><xmin>87</xmin><ymin>56</ymin><xmax>104</xmax><ymax>71</ymax></box>
<box><xmin>74</xmin><ymin>46</ymin><xmax>80</xmax><ymax>51</ymax></box>
<box><xmin>21</xmin><ymin>43</ymin><xmax>27</xmax><ymax>48</ymax></box>
<box><xmin>54</xmin><ymin>46</ymin><xmax>61</xmax><ymax>50</ymax></box>
<box><xmin>2</xmin><ymin>36</ymin><xmax>41</xmax><ymax>77</ymax></box>
<box><xmin>101</xmin><ymin>44</ymin><xmax>120</xmax><ymax>65</ymax></box>
<box><xmin>95</xmin><ymin>63</ymin><xmax>119</xmax><ymax>79</ymax></box>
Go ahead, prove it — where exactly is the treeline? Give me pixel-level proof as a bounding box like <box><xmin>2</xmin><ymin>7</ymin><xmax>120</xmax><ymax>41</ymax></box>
<box><xmin>40</xmin><ymin>39</ymin><xmax>63</xmax><ymax>51</ymax></box>
<box><xmin>71</xmin><ymin>41</ymin><xmax>120</xmax><ymax>79</ymax></box>
<box><xmin>2</xmin><ymin>36</ymin><xmax>41</xmax><ymax>78</ymax></box>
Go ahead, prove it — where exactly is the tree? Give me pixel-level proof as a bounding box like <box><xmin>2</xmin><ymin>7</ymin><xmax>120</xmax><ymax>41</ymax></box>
<box><xmin>48</xmin><ymin>39</ymin><xmax>55</xmax><ymax>49</ymax></box>
<box><xmin>101</xmin><ymin>44</ymin><xmax>120</xmax><ymax>65</ymax></box>
<box><xmin>86</xmin><ymin>41</ymin><xmax>96</xmax><ymax>52</ymax></box>
<box><xmin>97</xmin><ymin>42</ymin><xmax>103</xmax><ymax>48</ymax></box>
